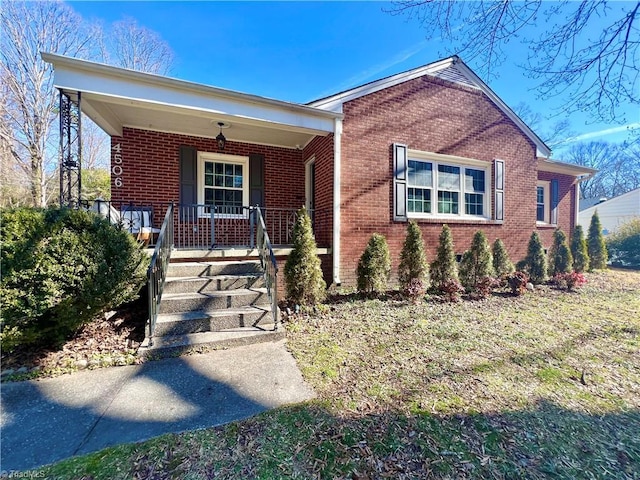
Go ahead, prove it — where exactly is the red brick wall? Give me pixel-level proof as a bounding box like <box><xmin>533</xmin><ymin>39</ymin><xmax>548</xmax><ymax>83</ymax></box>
<box><xmin>303</xmin><ymin>134</ymin><xmax>334</xmax><ymax>248</ymax></box>
<box><xmin>537</xmin><ymin>171</ymin><xmax>577</xmax><ymax>248</ymax></box>
<box><xmin>338</xmin><ymin>75</ymin><xmax>541</xmax><ymax>286</ymax></box>
<box><xmin>111</xmin><ymin>127</ymin><xmax>308</xmax><ymax>209</ymax></box>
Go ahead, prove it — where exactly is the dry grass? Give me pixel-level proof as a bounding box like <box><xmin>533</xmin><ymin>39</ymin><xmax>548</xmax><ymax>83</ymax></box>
<box><xmin>42</xmin><ymin>269</ymin><xmax>640</xmax><ymax>479</ymax></box>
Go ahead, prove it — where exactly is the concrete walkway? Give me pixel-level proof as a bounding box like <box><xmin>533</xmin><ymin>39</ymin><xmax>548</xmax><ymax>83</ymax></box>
<box><xmin>0</xmin><ymin>340</ymin><xmax>315</xmax><ymax>472</ymax></box>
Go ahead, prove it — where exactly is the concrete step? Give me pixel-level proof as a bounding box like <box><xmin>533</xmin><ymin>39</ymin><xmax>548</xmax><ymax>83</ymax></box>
<box><xmin>138</xmin><ymin>325</ymin><xmax>285</xmax><ymax>359</ymax></box>
<box><xmin>163</xmin><ymin>274</ymin><xmax>265</xmax><ymax>294</ymax></box>
<box><xmin>154</xmin><ymin>306</ymin><xmax>272</xmax><ymax>336</ymax></box>
<box><xmin>167</xmin><ymin>260</ymin><xmax>262</xmax><ymax>278</ymax></box>
<box><xmin>158</xmin><ymin>288</ymin><xmax>269</xmax><ymax>314</ymax></box>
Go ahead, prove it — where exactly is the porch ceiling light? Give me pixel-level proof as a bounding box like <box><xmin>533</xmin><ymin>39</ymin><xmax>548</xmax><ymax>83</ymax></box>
<box><xmin>216</xmin><ymin>122</ymin><xmax>226</xmax><ymax>151</ymax></box>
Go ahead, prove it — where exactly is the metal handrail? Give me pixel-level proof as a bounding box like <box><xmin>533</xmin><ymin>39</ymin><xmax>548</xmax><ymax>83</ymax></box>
<box><xmin>146</xmin><ymin>203</ymin><xmax>175</xmax><ymax>345</ymax></box>
<box><xmin>254</xmin><ymin>206</ymin><xmax>279</xmax><ymax>330</ymax></box>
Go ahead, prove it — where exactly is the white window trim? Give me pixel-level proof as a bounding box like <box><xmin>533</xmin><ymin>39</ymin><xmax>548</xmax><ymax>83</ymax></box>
<box><xmin>536</xmin><ymin>180</ymin><xmax>551</xmax><ymax>225</ymax></box>
<box><xmin>305</xmin><ymin>156</ymin><xmax>315</xmax><ymax>212</ymax></box>
<box><xmin>406</xmin><ymin>150</ymin><xmax>490</xmax><ymax>220</ymax></box>
<box><xmin>197</xmin><ymin>151</ymin><xmax>250</xmax><ymax>218</ymax></box>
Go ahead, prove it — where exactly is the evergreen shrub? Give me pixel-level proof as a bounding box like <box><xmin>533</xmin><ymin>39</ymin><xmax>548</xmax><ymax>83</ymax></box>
<box><xmin>459</xmin><ymin>231</ymin><xmax>495</xmax><ymax>292</ymax></box>
<box><xmin>0</xmin><ymin>207</ymin><xmax>148</xmax><ymax>351</ymax></box>
<box><xmin>521</xmin><ymin>231</ymin><xmax>547</xmax><ymax>284</ymax></box>
<box><xmin>398</xmin><ymin>221</ymin><xmax>429</xmax><ymax>292</ymax></box>
<box><xmin>357</xmin><ymin>233</ymin><xmax>391</xmax><ymax>295</ymax></box>
<box><xmin>492</xmin><ymin>238</ymin><xmax>514</xmax><ymax>277</ymax></box>
<box><xmin>284</xmin><ymin>207</ymin><xmax>326</xmax><ymax>305</ymax></box>
<box><xmin>548</xmin><ymin>228</ymin><xmax>573</xmax><ymax>276</ymax></box>
<box><xmin>587</xmin><ymin>211</ymin><xmax>608</xmax><ymax>270</ymax></box>
<box><xmin>430</xmin><ymin>224</ymin><xmax>458</xmax><ymax>291</ymax></box>
<box><xmin>570</xmin><ymin>225</ymin><xmax>590</xmax><ymax>273</ymax></box>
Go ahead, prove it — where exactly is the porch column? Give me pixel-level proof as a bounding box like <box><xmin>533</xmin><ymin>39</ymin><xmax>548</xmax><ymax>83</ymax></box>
<box><xmin>333</xmin><ymin>118</ymin><xmax>342</xmax><ymax>285</ymax></box>
<box><xmin>59</xmin><ymin>90</ymin><xmax>82</xmax><ymax>207</ymax></box>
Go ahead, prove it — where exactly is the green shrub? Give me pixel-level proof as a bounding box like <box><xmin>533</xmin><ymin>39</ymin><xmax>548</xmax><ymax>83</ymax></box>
<box><xmin>492</xmin><ymin>238</ymin><xmax>514</xmax><ymax>277</ymax></box>
<box><xmin>548</xmin><ymin>228</ymin><xmax>573</xmax><ymax>276</ymax></box>
<box><xmin>606</xmin><ymin>218</ymin><xmax>640</xmax><ymax>268</ymax></box>
<box><xmin>0</xmin><ymin>207</ymin><xmax>148</xmax><ymax>351</ymax></box>
<box><xmin>459</xmin><ymin>231</ymin><xmax>495</xmax><ymax>292</ymax></box>
<box><xmin>587</xmin><ymin>211</ymin><xmax>608</xmax><ymax>270</ymax></box>
<box><xmin>357</xmin><ymin>233</ymin><xmax>391</xmax><ymax>294</ymax></box>
<box><xmin>430</xmin><ymin>224</ymin><xmax>458</xmax><ymax>290</ymax></box>
<box><xmin>398</xmin><ymin>221</ymin><xmax>429</xmax><ymax>291</ymax></box>
<box><xmin>570</xmin><ymin>225</ymin><xmax>590</xmax><ymax>273</ymax></box>
<box><xmin>521</xmin><ymin>231</ymin><xmax>547</xmax><ymax>284</ymax></box>
<box><xmin>284</xmin><ymin>207</ymin><xmax>326</xmax><ymax>305</ymax></box>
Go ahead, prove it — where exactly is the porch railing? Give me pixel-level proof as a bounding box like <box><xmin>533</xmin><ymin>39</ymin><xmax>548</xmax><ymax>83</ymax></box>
<box><xmin>254</xmin><ymin>206</ymin><xmax>279</xmax><ymax>330</ymax></box>
<box><xmin>174</xmin><ymin>204</ymin><xmax>330</xmax><ymax>249</ymax></box>
<box><xmin>146</xmin><ymin>203</ymin><xmax>175</xmax><ymax>345</ymax></box>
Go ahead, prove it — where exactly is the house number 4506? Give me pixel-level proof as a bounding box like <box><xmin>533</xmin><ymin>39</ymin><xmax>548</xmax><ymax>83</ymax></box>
<box><xmin>112</xmin><ymin>143</ymin><xmax>123</xmax><ymax>188</ymax></box>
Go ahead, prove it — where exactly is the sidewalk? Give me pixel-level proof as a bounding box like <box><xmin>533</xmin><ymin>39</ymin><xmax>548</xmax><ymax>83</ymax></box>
<box><xmin>0</xmin><ymin>339</ymin><xmax>315</xmax><ymax>472</ymax></box>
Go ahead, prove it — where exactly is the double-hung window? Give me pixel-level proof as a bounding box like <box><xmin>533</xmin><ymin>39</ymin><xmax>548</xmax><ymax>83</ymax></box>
<box><xmin>198</xmin><ymin>152</ymin><xmax>249</xmax><ymax>217</ymax></box>
<box><xmin>406</xmin><ymin>151</ymin><xmax>489</xmax><ymax>219</ymax></box>
<box><xmin>536</xmin><ymin>180</ymin><xmax>550</xmax><ymax>224</ymax></box>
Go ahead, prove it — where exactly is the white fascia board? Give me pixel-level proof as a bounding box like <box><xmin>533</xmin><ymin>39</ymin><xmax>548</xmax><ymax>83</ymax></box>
<box><xmin>42</xmin><ymin>52</ymin><xmax>341</xmax><ymax>133</ymax></box>
<box><xmin>537</xmin><ymin>158</ymin><xmax>598</xmax><ymax>178</ymax></box>
<box><xmin>309</xmin><ymin>57</ymin><xmax>458</xmax><ymax>112</ymax></box>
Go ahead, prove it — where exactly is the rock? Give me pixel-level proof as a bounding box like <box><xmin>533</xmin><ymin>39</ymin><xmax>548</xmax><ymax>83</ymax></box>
<box><xmin>16</xmin><ymin>366</ymin><xmax>29</xmax><ymax>374</ymax></box>
<box><xmin>88</xmin><ymin>359</ymin><xmax>100</xmax><ymax>367</ymax></box>
<box><xmin>526</xmin><ymin>282</ymin><xmax>535</xmax><ymax>291</ymax></box>
<box><xmin>1</xmin><ymin>369</ymin><xmax>15</xmax><ymax>377</ymax></box>
<box><xmin>104</xmin><ymin>310</ymin><xmax>117</xmax><ymax>320</ymax></box>
<box><xmin>75</xmin><ymin>359</ymin><xmax>88</xmax><ymax>370</ymax></box>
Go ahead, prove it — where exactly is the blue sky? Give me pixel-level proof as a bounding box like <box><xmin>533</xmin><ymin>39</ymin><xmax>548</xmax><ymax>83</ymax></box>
<box><xmin>69</xmin><ymin>1</ymin><xmax>639</xmax><ymax>157</ymax></box>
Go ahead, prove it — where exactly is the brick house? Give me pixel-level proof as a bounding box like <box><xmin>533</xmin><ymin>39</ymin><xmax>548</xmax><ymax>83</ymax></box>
<box><xmin>44</xmin><ymin>53</ymin><xmax>596</xmax><ymax>288</ymax></box>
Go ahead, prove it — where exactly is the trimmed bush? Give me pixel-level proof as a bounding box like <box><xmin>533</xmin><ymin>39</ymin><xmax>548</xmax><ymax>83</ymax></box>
<box><xmin>492</xmin><ymin>238</ymin><xmax>514</xmax><ymax>277</ymax></box>
<box><xmin>548</xmin><ymin>228</ymin><xmax>573</xmax><ymax>276</ymax></box>
<box><xmin>459</xmin><ymin>231</ymin><xmax>495</xmax><ymax>292</ymax></box>
<box><xmin>398</xmin><ymin>221</ymin><xmax>429</xmax><ymax>291</ymax></box>
<box><xmin>0</xmin><ymin>207</ymin><xmax>148</xmax><ymax>351</ymax></box>
<box><xmin>606</xmin><ymin>218</ymin><xmax>640</xmax><ymax>268</ymax></box>
<box><xmin>284</xmin><ymin>207</ymin><xmax>326</xmax><ymax>306</ymax></box>
<box><xmin>357</xmin><ymin>233</ymin><xmax>391</xmax><ymax>294</ymax></box>
<box><xmin>521</xmin><ymin>231</ymin><xmax>547</xmax><ymax>284</ymax></box>
<box><xmin>587</xmin><ymin>211</ymin><xmax>608</xmax><ymax>270</ymax></box>
<box><xmin>430</xmin><ymin>224</ymin><xmax>458</xmax><ymax>290</ymax></box>
<box><xmin>570</xmin><ymin>225</ymin><xmax>590</xmax><ymax>273</ymax></box>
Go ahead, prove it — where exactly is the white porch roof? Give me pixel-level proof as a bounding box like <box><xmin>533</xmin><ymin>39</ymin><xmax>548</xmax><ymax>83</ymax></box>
<box><xmin>42</xmin><ymin>52</ymin><xmax>341</xmax><ymax>149</ymax></box>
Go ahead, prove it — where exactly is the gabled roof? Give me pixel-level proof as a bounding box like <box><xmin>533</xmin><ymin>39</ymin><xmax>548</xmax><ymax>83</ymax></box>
<box><xmin>308</xmin><ymin>56</ymin><xmax>552</xmax><ymax>157</ymax></box>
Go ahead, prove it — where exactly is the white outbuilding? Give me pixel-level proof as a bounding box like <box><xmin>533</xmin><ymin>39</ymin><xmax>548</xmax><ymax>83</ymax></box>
<box><xmin>579</xmin><ymin>188</ymin><xmax>640</xmax><ymax>235</ymax></box>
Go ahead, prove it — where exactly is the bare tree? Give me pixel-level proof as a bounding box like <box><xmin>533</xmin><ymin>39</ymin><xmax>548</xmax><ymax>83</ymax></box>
<box><xmin>0</xmin><ymin>2</ymin><xmax>174</xmax><ymax>208</ymax></box>
<box><xmin>387</xmin><ymin>1</ymin><xmax>639</xmax><ymax>124</ymax></box>
<box><xmin>513</xmin><ymin>102</ymin><xmax>574</xmax><ymax>149</ymax></box>
<box><xmin>0</xmin><ymin>1</ymin><xmax>92</xmax><ymax>207</ymax></box>
<box><xmin>560</xmin><ymin>141</ymin><xmax>640</xmax><ymax>199</ymax></box>
<box><xmin>98</xmin><ymin>16</ymin><xmax>174</xmax><ymax>75</ymax></box>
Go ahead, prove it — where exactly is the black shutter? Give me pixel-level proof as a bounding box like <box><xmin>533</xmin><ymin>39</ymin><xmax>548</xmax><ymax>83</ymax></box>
<box><xmin>179</xmin><ymin>145</ymin><xmax>197</xmax><ymax>206</ymax></box>
<box><xmin>393</xmin><ymin>143</ymin><xmax>408</xmax><ymax>221</ymax></box>
<box><xmin>494</xmin><ymin>159</ymin><xmax>505</xmax><ymax>222</ymax></box>
<box><xmin>550</xmin><ymin>179</ymin><xmax>559</xmax><ymax>225</ymax></box>
<box><xmin>249</xmin><ymin>153</ymin><xmax>265</xmax><ymax>207</ymax></box>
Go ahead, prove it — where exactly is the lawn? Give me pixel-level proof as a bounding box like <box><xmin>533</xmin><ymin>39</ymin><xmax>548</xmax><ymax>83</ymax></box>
<box><xmin>42</xmin><ymin>269</ymin><xmax>640</xmax><ymax>479</ymax></box>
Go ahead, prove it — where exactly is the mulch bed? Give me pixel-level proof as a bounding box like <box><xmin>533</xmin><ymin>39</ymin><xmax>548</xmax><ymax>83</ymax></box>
<box><xmin>1</xmin><ymin>297</ymin><xmax>147</xmax><ymax>379</ymax></box>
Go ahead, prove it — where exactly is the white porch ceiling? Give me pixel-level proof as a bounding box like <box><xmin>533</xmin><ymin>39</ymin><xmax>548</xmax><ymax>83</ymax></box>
<box><xmin>44</xmin><ymin>53</ymin><xmax>340</xmax><ymax>150</ymax></box>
